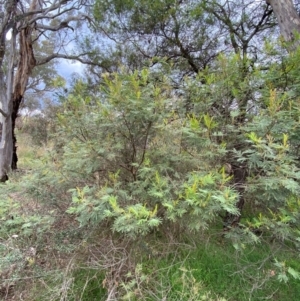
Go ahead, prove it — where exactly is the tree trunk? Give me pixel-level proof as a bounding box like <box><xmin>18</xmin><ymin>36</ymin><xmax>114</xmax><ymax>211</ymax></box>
<box><xmin>223</xmin><ymin>164</ymin><xmax>247</xmax><ymax>229</ymax></box>
<box><xmin>11</xmin><ymin>96</ymin><xmax>20</xmax><ymax>170</ymax></box>
<box><xmin>0</xmin><ymin>32</ymin><xmax>16</xmax><ymax>182</ymax></box>
<box><xmin>0</xmin><ymin>0</ymin><xmax>95</xmax><ymax>181</ymax></box>
<box><xmin>267</xmin><ymin>0</ymin><xmax>300</xmax><ymax>50</ymax></box>
<box><xmin>11</xmin><ymin>24</ymin><xmax>36</xmax><ymax>170</ymax></box>
<box><xmin>0</xmin><ymin>1</ymin><xmax>37</xmax><ymax>180</ymax></box>
<box><xmin>0</xmin><ymin>86</ymin><xmax>13</xmax><ymax>181</ymax></box>
<box><xmin>0</xmin><ymin>0</ymin><xmax>17</xmax><ymax>181</ymax></box>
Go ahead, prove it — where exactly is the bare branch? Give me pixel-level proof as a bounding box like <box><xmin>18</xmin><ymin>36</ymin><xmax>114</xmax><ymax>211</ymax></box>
<box><xmin>36</xmin><ymin>52</ymin><xmax>101</xmax><ymax>67</ymax></box>
<box><xmin>35</xmin><ymin>14</ymin><xmax>91</xmax><ymax>32</ymax></box>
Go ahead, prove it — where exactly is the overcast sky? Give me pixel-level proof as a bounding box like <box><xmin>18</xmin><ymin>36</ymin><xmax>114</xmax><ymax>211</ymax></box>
<box><xmin>57</xmin><ymin>59</ymin><xmax>84</xmax><ymax>80</ymax></box>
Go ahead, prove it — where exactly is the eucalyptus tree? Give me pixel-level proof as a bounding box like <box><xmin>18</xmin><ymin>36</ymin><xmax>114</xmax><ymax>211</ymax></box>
<box><xmin>91</xmin><ymin>0</ymin><xmax>275</xmax><ymax>78</ymax></box>
<box><xmin>91</xmin><ymin>0</ymin><xmax>222</xmax><ymax>78</ymax></box>
<box><xmin>266</xmin><ymin>0</ymin><xmax>300</xmax><ymax>50</ymax></box>
<box><xmin>0</xmin><ymin>0</ymin><xmax>93</xmax><ymax>181</ymax></box>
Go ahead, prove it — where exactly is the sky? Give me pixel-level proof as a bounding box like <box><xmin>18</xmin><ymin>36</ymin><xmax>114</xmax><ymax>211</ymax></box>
<box><xmin>57</xmin><ymin>59</ymin><xmax>84</xmax><ymax>79</ymax></box>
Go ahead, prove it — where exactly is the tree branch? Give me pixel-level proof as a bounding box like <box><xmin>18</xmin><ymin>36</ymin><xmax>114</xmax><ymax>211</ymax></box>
<box><xmin>36</xmin><ymin>52</ymin><xmax>102</xmax><ymax>67</ymax></box>
<box><xmin>35</xmin><ymin>14</ymin><xmax>92</xmax><ymax>32</ymax></box>
<box><xmin>246</xmin><ymin>5</ymin><xmax>273</xmax><ymax>44</ymax></box>
<box><xmin>5</xmin><ymin>0</ymin><xmax>72</xmax><ymax>32</ymax></box>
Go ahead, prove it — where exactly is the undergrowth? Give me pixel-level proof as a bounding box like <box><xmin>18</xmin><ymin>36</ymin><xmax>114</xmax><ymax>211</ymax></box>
<box><xmin>1</xmin><ymin>172</ymin><xmax>299</xmax><ymax>301</ymax></box>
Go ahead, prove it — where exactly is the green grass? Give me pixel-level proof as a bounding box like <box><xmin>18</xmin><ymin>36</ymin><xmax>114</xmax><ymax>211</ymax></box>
<box><xmin>67</xmin><ymin>268</ymin><xmax>107</xmax><ymax>301</ymax></box>
<box><xmin>128</xmin><ymin>234</ymin><xmax>300</xmax><ymax>301</ymax></box>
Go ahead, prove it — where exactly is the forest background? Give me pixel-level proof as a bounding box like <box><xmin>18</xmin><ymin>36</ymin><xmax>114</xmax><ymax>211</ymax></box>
<box><xmin>1</xmin><ymin>0</ymin><xmax>300</xmax><ymax>300</ymax></box>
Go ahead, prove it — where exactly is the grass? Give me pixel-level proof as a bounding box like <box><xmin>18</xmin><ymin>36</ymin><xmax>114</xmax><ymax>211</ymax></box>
<box><xmin>186</xmin><ymin>241</ymin><xmax>299</xmax><ymax>300</ymax></box>
<box><xmin>29</xmin><ymin>267</ymin><xmax>107</xmax><ymax>301</ymax></box>
<box><xmin>16</xmin><ymin>131</ymin><xmax>46</xmax><ymax>170</ymax></box>
<box><xmin>68</xmin><ymin>268</ymin><xmax>107</xmax><ymax>301</ymax></box>
<box><xmin>136</xmin><ymin>236</ymin><xmax>300</xmax><ymax>301</ymax></box>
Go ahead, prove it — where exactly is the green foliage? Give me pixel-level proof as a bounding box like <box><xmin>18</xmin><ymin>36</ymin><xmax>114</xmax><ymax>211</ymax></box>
<box><xmin>92</xmin><ymin>0</ymin><xmax>224</xmax><ymax>75</ymax></box>
<box><xmin>0</xmin><ymin>187</ymin><xmax>53</xmax><ymax>238</ymax></box>
<box><xmin>50</xmin><ymin>68</ymin><xmax>240</xmax><ymax>238</ymax></box>
<box><xmin>14</xmin><ymin>35</ymin><xmax>300</xmax><ymax>299</ymax></box>
<box><xmin>0</xmin><ymin>181</ymin><xmax>54</xmax><ymax>300</ymax></box>
<box><xmin>21</xmin><ymin>116</ymin><xmax>49</xmax><ymax>146</ymax></box>
<box><xmin>26</xmin><ymin>45</ymin><xmax>300</xmax><ymax>249</ymax></box>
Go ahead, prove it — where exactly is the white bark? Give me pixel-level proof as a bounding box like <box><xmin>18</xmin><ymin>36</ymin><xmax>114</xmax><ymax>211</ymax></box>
<box><xmin>0</xmin><ymin>0</ymin><xmax>17</xmax><ymax>181</ymax></box>
<box><xmin>0</xmin><ymin>0</ymin><xmax>95</xmax><ymax>181</ymax></box>
<box><xmin>0</xmin><ymin>33</ymin><xmax>16</xmax><ymax>181</ymax></box>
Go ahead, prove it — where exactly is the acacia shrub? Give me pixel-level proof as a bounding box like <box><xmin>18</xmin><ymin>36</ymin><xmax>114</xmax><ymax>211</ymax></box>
<box><xmin>24</xmin><ymin>46</ymin><xmax>300</xmax><ymax>253</ymax></box>
<box><xmin>30</xmin><ymin>67</ymin><xmax>236</xmax><ymax>237</ymax></box>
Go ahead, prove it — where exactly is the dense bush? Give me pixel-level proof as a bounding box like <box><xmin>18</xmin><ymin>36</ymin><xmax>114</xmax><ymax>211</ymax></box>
<box><xmin>14</xmin><ymin>44</ymin><xmax>300</xmax><ymax>301</ymax></box>
<box><xmin>25</xmin><ymin>51</ymin><xmax>300</xmax><ymax>250</ymax></box>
